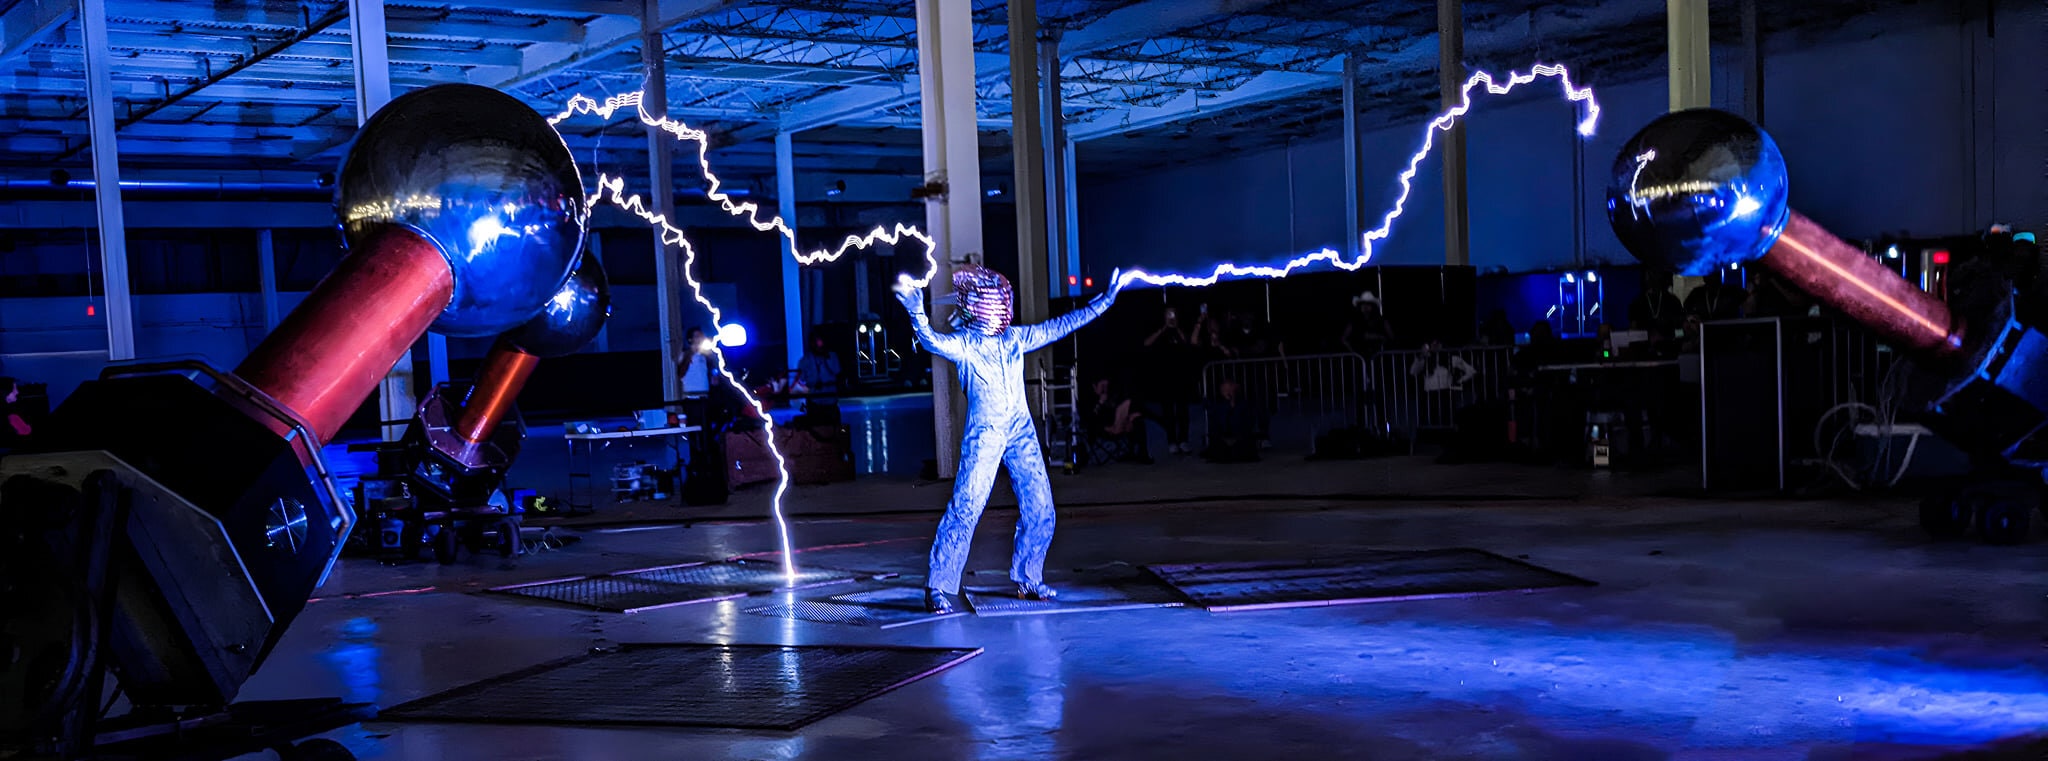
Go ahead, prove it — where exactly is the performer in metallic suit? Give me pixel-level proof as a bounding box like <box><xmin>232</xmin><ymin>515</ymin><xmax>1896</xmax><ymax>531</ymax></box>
<box><xmin>894</xmin><ymin>265</ymin><xmax>1122</xmax><ymax>613</ymax></box>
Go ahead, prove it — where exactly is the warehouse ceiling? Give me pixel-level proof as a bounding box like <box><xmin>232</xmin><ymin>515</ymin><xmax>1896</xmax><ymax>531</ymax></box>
<box><xmin>0</xmin><ymin>0</ymin><xmax>1937</xmax><ymax>193</ymax></box>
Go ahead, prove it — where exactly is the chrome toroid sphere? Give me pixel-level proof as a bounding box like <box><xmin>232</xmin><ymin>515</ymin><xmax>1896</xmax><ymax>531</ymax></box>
<box><xmin>1606</xmin><ymin>108</ymin><xmax>1790</xmax><ymax>277</ymax></box>
<box><xmin>336</xmin><ymin>84</ymin><xmax>586</xmax><ymax>337</ymax></box>
<box><xmin>505</xmin><ymin>252</ymin><xmax>611</xmax><ymax>357</ymax></box>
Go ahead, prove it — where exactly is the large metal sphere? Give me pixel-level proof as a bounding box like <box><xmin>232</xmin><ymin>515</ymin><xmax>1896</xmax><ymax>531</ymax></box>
<box><xmin>505</xmin><ymin>252</ymin><xmax>611</xmax><ymax>357</ymax></box>
<box><xmin>1606</xmin><ymin>109</ymin><xmax>1789</xmax><ymax>276</ymax></box>
<box><xmin>336</xmin><ymin>84</ymin><xmax>585</xmax><ymax>337</ymax></box>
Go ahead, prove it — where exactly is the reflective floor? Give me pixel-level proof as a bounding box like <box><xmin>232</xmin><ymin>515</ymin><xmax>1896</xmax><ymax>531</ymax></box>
<box><xmin>239</xmin><ymin>452</ymin><xmax>2048</xmax><ymax>761</ymax></box>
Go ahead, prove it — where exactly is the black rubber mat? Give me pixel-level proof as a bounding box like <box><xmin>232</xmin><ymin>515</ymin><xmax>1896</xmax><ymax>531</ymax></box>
<box><xmin>1145</xmin><ymin>549</ymin><xmax>1594</xmax><ymax>612</ymax></box>
<box><xmin>377</xmin><ymin>643</ymin><xmax>981</xmax><ymax>730</ymax></box>
<box><xmin>744</xmin><ymin>586</ymin><xmax>965</xmax><ymax>629</ymax></box>
<box><xmin>484</xmin><ymin>559</ymin><xmax>869</xmax><ymax>613</ymax></box>
<box><xmin>962</xmin><ymin>565</ymin><xmax>1184</xmax><ymax>617</ymax></box>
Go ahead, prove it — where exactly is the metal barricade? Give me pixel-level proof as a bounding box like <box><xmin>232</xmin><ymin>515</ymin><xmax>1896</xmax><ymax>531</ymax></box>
<box><xmin>1199</xmin><ymin>353</ymin><xmax>1369</xmax><ymax>450</ymax></box>
<box><xmin>1364</xmin><ymin>346</ymin><xmax>1515</xmax><ymax>442</ymax></box>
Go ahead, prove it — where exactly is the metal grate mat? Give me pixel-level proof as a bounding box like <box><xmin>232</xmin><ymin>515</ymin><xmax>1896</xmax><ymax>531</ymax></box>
<box><xmin>484</xmin><ymin>559</ymin><xmax>871</xmax><ymax>613</ymax></box>
<box><xmin>376</xmin><ymin>643</ymin><xmax>981</xmax><ymax>731</ymax></box>
<box><xmin>1145</xmin><ymin>549</ymin><xmax>1594</xmax><ymax>612</ymax></box>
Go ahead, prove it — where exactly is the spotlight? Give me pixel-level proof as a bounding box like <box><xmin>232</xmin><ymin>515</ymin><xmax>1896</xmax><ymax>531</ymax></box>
<box><xmin>49</xmin><ymin>168</ymin><xmax>70</xmax><ymax>187</ymax></box>
<box><xmin>1585</xmin><ymin>271</ymin><xmax>1597</xmax><ymax>283</ymax></box>
<box><xmin>315</xmin><ymin>171</ymin><xmax>336</xmax><ymax>188</ymax></box>
<box><xmin>1564</xmin><ymin>273</ymin><xmax>1576</xmax><ymax>284</ymax></box>
<box><xmin>857</xmin><ymin>325</ymin><xmax>869</xmax><ymax>334</ymax></box>
<box><xmin>1885</xmin><ymin>245</ymin><xmax>1900</xmax><ymax>260</ymax></box>
<box><xmin>717</xmin><ymin>323</ymin><xmax>748</xmax><ymax>347</ymax></box>
<box><xmin>825</xmin><ymin>180</ymin><xmax>845</xmax><ymax>197</ymax></box>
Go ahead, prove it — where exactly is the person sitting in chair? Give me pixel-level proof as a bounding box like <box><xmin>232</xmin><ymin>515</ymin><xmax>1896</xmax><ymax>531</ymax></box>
<box><xmin>1086</xmin><ymin>377</ymin><xmax>1149</xmax><ymax>464</ymax></box>
<box><xmin>1202</xmin><ymin>378</ymin><xmax>1262</xmax><ymax>463</ymax></box>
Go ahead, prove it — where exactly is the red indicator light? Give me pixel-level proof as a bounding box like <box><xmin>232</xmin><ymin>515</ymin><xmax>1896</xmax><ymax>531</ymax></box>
<box><xmin>1066</xmin><ymin>275</ymin><xmax>1078</xmax><ymax>286</ymax></box>
<box><xmin>1930</xmin><ymin>250</ymin><xmax>1950</xmax><ymax>265</ymax></box>
<box><xmin>1084</xmin><ymin>277</ymin><xmax>1094</xmax><ymax>287</ymax></box>
<box><xmin>86</xmin><ymin>304</ymin><xmax>95</xmax><ymax>316</ymax></box>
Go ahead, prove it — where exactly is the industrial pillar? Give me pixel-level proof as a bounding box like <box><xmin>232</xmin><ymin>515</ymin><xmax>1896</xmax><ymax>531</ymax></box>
<box><xmin>1740</xmin><ymin>0</ymin><xmax>1762</xmax><ymax>123</ymax></box>
<box><xmin>1668</xmin><ymin>0</ymin><xmax>1711</xmax><ymax>111</ymax></box>
<box><xmin>80</xmin><ymin>0</ymin><xmax>133</xmax><ymax>361</ymax></box>
<box><xmin>1061</xmin><ymin>137</ymin><xmax>1079</xmax><ymax>291</ymax></box>
<box><xmin>915</xmin><ymin>0</ymin><xmax>982</xmax><ymax>479</ymax></box>
<box><xmin>1341</xmin><ymin>51</ymin><xmax>1363</xmax><ymax>263</ymax></box>
<box><xmin>1039</xmin><ymin>35</ymin><xmax>1066</xmax><ymax>296</ymax></box>
<box><xmin>256</xmin><ymin>229</ymin><xmax>279</xmax><ymax>331</ymax></box>
<box><xmin>1008</xmin><ymin>0</ymin><xmax>1049</xmax><ymax>327</ymax></box>
<box><xmin>776</xmin><ymin>131</ymin><xmax>804</xmax><ymax>371</ymax></box>
<box><xmin>643</xmin><ymin>0</ymin><xmax>683</xmax><ymax>407</ymax></box>
<box><xmin>349</xmin><ymin>0</ymin><xmax>414</xmax><ymax>439</ymax></box>
<box><xmin>1438</xmin><ymin>0</ymin><xmax>1469</xmax><ymax>267</ymax></box>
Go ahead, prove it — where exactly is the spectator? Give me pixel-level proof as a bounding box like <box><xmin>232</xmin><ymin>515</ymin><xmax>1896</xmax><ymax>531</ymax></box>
<box><xmin>678</xmin><ymin>326</ymin><xmax>716</xmax><ymax>396</ymax></box>
<box><xmin>1218</xmin><ymin>309</ymin><xmax>1273</xmax><ymax>358</ymax></box>
<box><xmin>1086</xmin><ymin>377</ymin><xmax>1149</xmax><ymax>464</ymax></box>
<box><xmin>1340</xmin><ymin>291</ymin><xmax>1392</xmax><ymax>357</ymax></box>
<box><xmin>1627</xmin><ymin>269</ymin><xmax>1685</xmax><ymax>339</ymax></box>
<box><xmin>1410</xmin><ymin>339</ymin><xmax>1477</xmax><ymax>429</ymax></box>
<box><xmin>797</xmin><ymin>334</ymin><xmax>842</xmax><ymax>396</ymax></box>
<box><xmin>1743</xmin><ymin>268</ymin><xmax>1814</xmax><ymax>319</ymax></box>
<box><xmin>790</xmin><ymin>333</ymin><xmax>839</xmax><ymax>425</ymax></box>
<box><xmin>1409</xmin><ymin>340</ymin><xmax>1477</xmax><ymax>393</ymax></box>
<box><xmin>1141</xmin><ymin>306</ymin><xmax>1198</xmax><ymax>454</ymax></box>
<box><xmin>1685</xmin><ymin>268</ymin><xmax>1747</xmax><ymax>321</ymax></box>
<box><xmin>1478</xmin><ymin>310</ymin><xmax>1515</xmax><ymax>347</ymax></box>
<box><xmin>1202</xmin><ymin>378</ymin><xmax>1262</xmax><ymax>463</ymax></box>
<box><xmin>1512</xmin><ymin>320</ymin><xmax>1560</xmax><ymax>373</ymax></box>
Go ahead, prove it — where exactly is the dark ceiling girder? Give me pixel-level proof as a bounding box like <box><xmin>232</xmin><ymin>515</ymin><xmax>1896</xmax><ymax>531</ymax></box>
<box><xmin>51</xmin><ymin>2</ymin><xmax>348</xmax><ymax>162</ymax></box>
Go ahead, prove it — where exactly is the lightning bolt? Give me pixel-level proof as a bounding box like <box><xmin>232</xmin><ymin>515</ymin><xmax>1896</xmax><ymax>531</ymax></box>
<box><xmin>1118</xmin><ymin>62</ymin><xmax>1600</xmax><ymax>290</ymax></box>
<box><xmin>545</xmin><ymin>61</ymin><xmax>1601</xmax><ymax>583</ymax></box>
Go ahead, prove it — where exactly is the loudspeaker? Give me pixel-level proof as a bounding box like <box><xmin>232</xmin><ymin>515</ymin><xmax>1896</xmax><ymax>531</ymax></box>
<box><xmin>1700</xmin><ymin>318</ymin><xmax>1784</xmax><ymax>492</ymax></box>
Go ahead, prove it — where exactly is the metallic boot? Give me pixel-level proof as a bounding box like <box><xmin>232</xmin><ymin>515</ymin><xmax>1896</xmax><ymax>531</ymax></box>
<box><xmin>1016</xmin><ymin>582</ymin><xmax>1059</xmax><ymax>602</ymax></box>
<box><xmin>923</xmin><ymin>588</ymin><xmax>965</xmax><ymax>614</ymax></box>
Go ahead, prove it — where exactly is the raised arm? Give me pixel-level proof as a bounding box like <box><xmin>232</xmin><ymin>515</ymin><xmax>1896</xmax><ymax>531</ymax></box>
<box><xmin>1017</xmin><ymin>287</ymin><xmax>1118</xmax><ymax>354</ymax></box>
<box><xmin>893</xmin><ymin>277</ymin><xmax>969</xmax><ymax>363</ymax></box>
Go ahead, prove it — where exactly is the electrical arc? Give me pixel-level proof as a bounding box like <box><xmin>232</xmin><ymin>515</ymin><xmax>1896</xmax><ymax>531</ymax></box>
<box><xmin>543</xmin><ymin>61</ymin><xmax>1601</xmax><ymax>582</ymax></box>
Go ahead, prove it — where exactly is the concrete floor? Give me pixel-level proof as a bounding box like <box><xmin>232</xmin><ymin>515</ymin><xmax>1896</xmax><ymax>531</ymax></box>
<box><xmin>237</xmin><ymin>446</ymin><xmax>2048</xmax><ymax>761</ymax></box>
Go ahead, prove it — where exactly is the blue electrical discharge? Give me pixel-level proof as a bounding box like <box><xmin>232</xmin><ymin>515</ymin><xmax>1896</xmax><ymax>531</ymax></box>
<box><xmin>547</xmin><ymin>61</ymin><xmax>1601</xmax><ymax>582</ymax></box>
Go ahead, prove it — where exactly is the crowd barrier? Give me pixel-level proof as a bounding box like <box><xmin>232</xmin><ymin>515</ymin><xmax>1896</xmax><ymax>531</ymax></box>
<box><xmin>1198</xmin><ymin>346</ymin><xmax>1515</xmax><ymax>450</ymax></box>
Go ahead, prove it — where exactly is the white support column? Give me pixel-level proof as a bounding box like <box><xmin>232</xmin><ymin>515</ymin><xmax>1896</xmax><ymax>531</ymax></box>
<box><xmin>1039</xmin><ymin>35</ymin><xmax>1066</xmax><ymax>296</ymax></box>
<box><xmin>1668</xmin><ymin>0</ymin><xmax>1711</xmax><ymax>111</ymax></box>
<box><xmin>1438</xmin><ymin>0</ymin><xmax>1469</xmax><ymax>267</ymax></box>
<box><xmin>256</xmin><ymin>229</ymin><xmax>279</xmax><ymax>332</ymax></box>
<box><xmin>347</xmin><ymin>0</ymin><xmax>391</xmax><ymax>119</ymax></box>
<box><xmin>351</xmin><ymin>0</ymin><xmax>414</xmax><ymax>440</ymax></box>
<box><xmin>776</xmin><ymin>130</ymin><xmax>803</xmax><ymax>371</ymax></box>
<box><xmin>644</xmin><ymin>0</ymin><xmax>683</xmax><ymax>407</ymax></box>
<box><xmin>80</xmin><ymin>0</ymin><xmax>132</xmax><ymax>361</ymax></box>
<box><xmin>1341</xmin><ymin>51</ymin><xmax>1363</xmax><ymax>263</ymax></box>
<box><xmin>916</xmin><ymin>0</ymin><xmax>982</xmax><ymax>479</ymax></box>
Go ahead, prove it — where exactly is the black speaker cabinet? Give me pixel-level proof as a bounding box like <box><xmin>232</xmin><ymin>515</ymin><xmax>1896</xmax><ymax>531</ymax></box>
<box><xmin>1700</xmin><ymin>318</ymin><xmax>1785</xmax><ymax>492</ymax></box>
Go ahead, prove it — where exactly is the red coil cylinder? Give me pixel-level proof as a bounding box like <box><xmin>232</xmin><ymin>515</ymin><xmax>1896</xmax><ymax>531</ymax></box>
<box><xmin>235</xmin><ymin>225</ymin><xmax>453</xmax><ymax>445</ymax></box>
<box><xmin>1760</xmin><ymin>210</ymin><xmax>1965</xmax><ymax>361</ymax></box>
<box><xmin>455</xmin><ymin>341</ymin><xmax>539</xmax><ymax>443</ymax></box>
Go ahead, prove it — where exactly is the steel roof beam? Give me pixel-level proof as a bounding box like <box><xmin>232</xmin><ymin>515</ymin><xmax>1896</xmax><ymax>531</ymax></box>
<box><xmin>757</xmin><ymin>0</ymin><xmax>1282</xmax><ymax>138</ymax></box>
<box><xmin>0</xmin><ymin>0</ymin><xmax>73</xmax><ymax>65</ymax></box>
<box><xmin>483</xmin><ymin>0</ymin><xmax>742</xmax><ymax>90</ymax></box>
